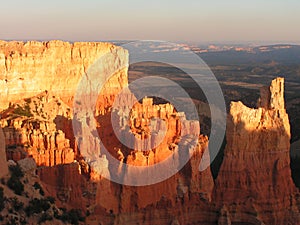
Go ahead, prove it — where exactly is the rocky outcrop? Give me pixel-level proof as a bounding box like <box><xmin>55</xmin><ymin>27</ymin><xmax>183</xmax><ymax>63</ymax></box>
<box><xmin>214</xmin><ymin>78</ymin><xmax>300</xmax><ymax>224</ymax></box>
<box><xmin>37</xmin><ymin>162</ymin><xmax>88</xmax><ymax>210</ymax></box>
<box><xmin>1</xmin><ymin>39</ymin><xmax>299</xmax><ymax>225</ymax></box>
<box><xmin>36</xmin><ymin>136</ymin><xmax>214</xmax><ymax>224</ymax></box>
<box><xmin>112</xmin><ymin>97</ymin><xmax>200</xmax><ymax>165</ymax></box>
<box><xmin>63</xmin><ymin>91</ymin><xmax>215</xmax><ymax>222</ymax></box>
<box><xmin>93</xmin><ymin>135</ymin><xmax>213</xmax><ymax>211</ymax></box>
<box><xmin>0</xmin><ymin>127</ymin><xmax>8</xmax><ymax>177</ymax></box>
<box><xmin>0</xmin><ymin>40</ymin><xmax>215</xmax><ymax>223</ymax></box>
<box><xmin>0</xmin><ymin>40</ymin><xmax>128</xmax><ymax>110</ymax></box>
<box><xmin>17</xmin><ymin>157</ymin><xmax>36</xmax><ymax>174</ymax></box>
<box><xmin>0</xmin><ymin>92</ymin><xmax>75</xmax><ymax>166</ymax></box>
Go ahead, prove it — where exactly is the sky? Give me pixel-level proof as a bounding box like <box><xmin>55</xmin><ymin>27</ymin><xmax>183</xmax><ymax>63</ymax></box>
<box><xmin>1</xmin><ymin>0</ymin><xmax>300</xmax><ymax>44</ymax></box>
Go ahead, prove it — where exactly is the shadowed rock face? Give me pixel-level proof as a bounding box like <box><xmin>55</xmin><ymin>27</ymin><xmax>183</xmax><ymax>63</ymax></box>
<box><xmin>0</xmin><ymin>41</ymin><xmax>299</xmax><ymax>224</ymax></box>
<box><xmin>0</xmin><ymin>128</ymin><xmax>8</xmax><ymax>177</ymax></box>
<box><xmin>214</xmin><ymin>78</ymin><xmax>300</xmax><ymax>224</ymax></box>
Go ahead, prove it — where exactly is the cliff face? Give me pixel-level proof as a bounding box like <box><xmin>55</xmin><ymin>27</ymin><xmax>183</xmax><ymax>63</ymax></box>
<box><xmin>1</xmin><ymin>40</ymin><xmax>300</xmax><ymax>225</ymax></box>
<box><xmin>0</xmin><ymin>40</ymin><xmax>128</xmax><ymax>110</ymax></box>
<box><xmin>214</xmin><ymin>78</ymin><xmax>300</xmax><ymax>224</ymax></box>
<box><xmin>0</xmin><ymin>40</ymin><xmax>129</xmax><ymax>167</ymax></box>
<box><xmin>41</xmin><ymin>134</ymin><xmax>216</xmax><ymax>224</ymax></box>
<box><xmin>0</xmin><ymin>128</ymin><xmax>8</xmax><ymax>177</ymax></box>
<box><xmin>0</xmin><ymin>40</ymin><xmax>216</xmax><ymax>224</ymax></box>
<box><xmin>1</xmin><ymin>92</ymin><xmax>75</xmax><ymax>166</ymax></box>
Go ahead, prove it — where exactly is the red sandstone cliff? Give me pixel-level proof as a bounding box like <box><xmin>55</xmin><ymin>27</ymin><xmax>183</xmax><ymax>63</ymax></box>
<box><xmin>0</xmin><ymin>40</ymin><xmax>300</xmax><ymax>225</ymax></box>
<box><xmin>0</xmin><ymin>40</ymin><xmax>128</xmax><ymax>110</ymax></box>
<box><xmin>0</xmin><ymin>92</ymin><xmax>75</xmax><ymax>166</ymax></box>
<box><xmin>0</xmin><ymin>41</ymin><xmax>215</xmax><ymax>224</ymax></box>
<box><xmin>214</xmin><ymin>78</ymin><xmax>300</xmax><ymax>224</ymax></box>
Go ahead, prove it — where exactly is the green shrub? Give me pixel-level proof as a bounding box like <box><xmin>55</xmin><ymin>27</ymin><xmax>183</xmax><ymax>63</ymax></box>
<box><xmin>6</xmin><ymin>217</ymin><xmax>26</xmax><ymax>225</ymax></box>
<box><xmin>7</xmin><ymin>176</ymin><xmax>24</xmax><ymax>195</ymax></box>
<box><xmin>45</xmin><ymin>196</ymin><xmax>55</xmax><ymax>204</ymax></box>
<box><xmin>0</xmin><ymin>187</ymin><xmax>5</xmax><ymax>211</ymax></box>
<box><xmin>9</xmin><ymin>165</ymin><xmax>24</xmax><ymax>178</ymax></box>
<box><xmin>11</xmin><ymin>197</ymin><xmax>24</xmax><ymax>211</ymax></box>
<box><xmin>14</xmin><ymin>104</ymin><xmax>33</xmax><ymax>117</ymax></box>
<box><xmin>7</xmin><ymin>165</ymin><xmax>25</xmax><ymax>195</ymax></box>
<box><xmin>56</xmin><ymin>208</ymin><xmax>85</xmax><ymax>225</ymax></box>
<box><xmin>25</xmin><ymin>198</ymin><xmax>51</xmax><ymax>216</ymax></box>
<box><xmin>6</xmin><ymin>217</ymin><xmax>17</xmax><ymax>225</ymax></box>
<box><xmin>38</xmin><ymin>212</ymin><xmax>53</xmax><ymax>224</ymax></box>
<box><xmin>33</xmin><ymin>182</ymin><xmax>45</xmax><ymax>196</ymax></box>
<box><xmin>20</xmin><ymin>218</ymin><xmax>27</xmax><ymax>225</ymax></box>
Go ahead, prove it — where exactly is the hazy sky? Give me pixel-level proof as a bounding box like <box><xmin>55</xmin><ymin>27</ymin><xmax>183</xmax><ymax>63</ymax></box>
<box><xmin>1</xmin><ymin>0</ymin><xmax>299</xmax><ymax>44</ymax></box>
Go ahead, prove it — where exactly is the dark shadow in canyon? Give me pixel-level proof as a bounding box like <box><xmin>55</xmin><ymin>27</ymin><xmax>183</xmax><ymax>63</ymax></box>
<box><xmin>213</xmin><ymin>116</ymin><xmax>300</xmax><ymax>225</ymax></box>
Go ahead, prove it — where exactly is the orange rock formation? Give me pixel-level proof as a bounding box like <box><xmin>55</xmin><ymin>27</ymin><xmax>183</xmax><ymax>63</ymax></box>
<box><xmin>0</xmin><ymin>40</ymin><xmax>128</xmax><ymax>110</ymax></box>
<box><xmin>1</xmin><ymin>92</ymin><xmax>75</xmax><ymax>166</ymax></box>
<box><xmin>0</xmin><ymin>40</ymin><xmax>299</xmax><ymax>225</ymax></box>
<box><xmin>215</xmin><ymin>78</ymin><xmax>300</xmax><ymax>224</ymax></box>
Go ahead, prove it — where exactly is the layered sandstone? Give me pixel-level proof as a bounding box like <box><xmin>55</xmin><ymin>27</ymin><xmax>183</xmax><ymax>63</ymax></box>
<box><xmin>37</xmin><ymin>162</ymin><xmax>88</xmax><ymax>209</ymax></box>
<box><xmin>0</xmin><ymin>40</ymin><xmax>128</xmax><ymax>110</ymax></box>
<box><xmin>0</xmin><ymin>40</ymin><xmax>129</xmax><ymax>167</ymax></box>
<box><xmin>214</xmin><ymin>78</ymin><xmax>300</xmax><ymax>224</ymax></box>
<box><xmin>0</xmin><ymin>40</ymin><xmax>215</xmax><ymax>223</ymax></box>
<box><xmin>71</xmin><ymin>85</ymin><xmax>214</xmax><ymax>221</ymax></box>
<box><xmin>0</xmin><ymin>92</ymin><xmax>75</xmax><ymax>166</ymax></box>
<box><xmin>1</xmin><ymin>40</ymin><xmax>300</xmax><ymax>225</ymax></box>
<box><xmin>40</xmin><ymin>134</ymin><xmax>216</xmax><ymax>224</ymax></box>
<box><xmin>112</xmin><ymin>96</ymin><xmax>200</xmax><ymax>164</ymax></box>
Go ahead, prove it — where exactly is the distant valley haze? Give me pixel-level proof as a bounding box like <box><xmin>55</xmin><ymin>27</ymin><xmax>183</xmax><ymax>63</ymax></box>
<box><xmin>1</xmin><ymin>0</ymin><xmax>299</xmax><ymax>44</ymax></box>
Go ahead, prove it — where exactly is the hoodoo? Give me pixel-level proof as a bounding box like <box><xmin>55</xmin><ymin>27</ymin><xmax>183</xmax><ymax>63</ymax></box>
<box><xmin>0</xmin><ymin>40</ymin><xmax>299</xmax><ymax>224</ymax></box>
<box><xmin>215</xmin><ymin>78</ymin><xmax>300</xmax><ymax>224</ymax></box>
